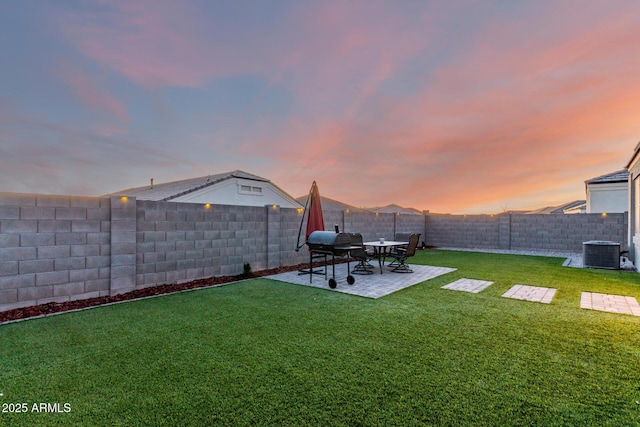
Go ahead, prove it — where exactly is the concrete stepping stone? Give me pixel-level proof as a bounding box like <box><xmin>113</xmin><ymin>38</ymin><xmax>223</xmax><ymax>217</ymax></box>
<box><xmin>580</xmin><ymin>292</ymin><xmax>640</xmax><ymax>316</ymax></box>
<box><xmin>442</xmin><ymin>278</ymin><xmax>493</xmax><ymax>293</ymax></box>
<box><xmin>502</xmin><ymin>285</ymin><xmax>556</xmax><ymax>304</ymax></box>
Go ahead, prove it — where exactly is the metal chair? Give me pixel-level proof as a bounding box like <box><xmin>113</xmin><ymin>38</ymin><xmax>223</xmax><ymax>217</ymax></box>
<box><xmin>348</xmin><ymin>233</ymin><xmax>376</xmax><ymax>275</ymax></box>
<box><xmin>394</xmin><ymin>232</ymin><xmax>412</xmax><ymax>251</ymax></box>
<box><xmin>388</xmin><ymin>233</ymin><xmax>420</xmax><ymax>266</ymax></box>
<box><xmin>387</xmin><ymin>233</ymin><xmax>420</xmax><ymax>273</ymax></box>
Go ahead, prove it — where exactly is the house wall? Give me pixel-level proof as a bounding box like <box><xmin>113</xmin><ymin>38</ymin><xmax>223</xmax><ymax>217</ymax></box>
<box><xmin>586</xmin><ymin>182</ymin><xmax>628</xmax><ymax>213</ymax></box>
<box><xmin>627</xmin><ymin>162</ymin><xmax>640</xmax><ymax>269</ymax></box>
<box><xmin>0</xmin><ymin>191</ymin><xmax>631</xmax><ymax>313</ymax></box>
<box><xmin>172</xmin><ymin>178</ymin><xmax>301</xmax><ymax>208</ymax></box>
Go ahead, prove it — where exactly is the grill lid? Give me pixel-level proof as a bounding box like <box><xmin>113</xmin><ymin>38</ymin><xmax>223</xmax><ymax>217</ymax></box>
<box><xmin>307</xmin><ymin>231</ymin><xmax>352</xmax><ymax>252</ymax></box>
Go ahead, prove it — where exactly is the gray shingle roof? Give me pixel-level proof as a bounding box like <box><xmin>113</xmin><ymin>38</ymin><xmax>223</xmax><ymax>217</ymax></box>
<box><xmin>295</xmin><ymin>195</ymin><xmax>368</xmax><ymax>212</ymax></box>
<box><xmin>369</xmin><ymin>204</ymin><xmax>422</xmax><ymax>215</ymax></box>
<box><xmin>585</xmin><ymin>169</ymin><xmax>629</xmax><ymax>184</ymax></box>
<box><xmin>104</xmin><ymin>170</ymin><xmax>270</xmax><ymax>201</ymax></box>
<box><xmin>526</xmin><ymin>200</ymin><xmax>586</xmax><ymax>214</ymax></box>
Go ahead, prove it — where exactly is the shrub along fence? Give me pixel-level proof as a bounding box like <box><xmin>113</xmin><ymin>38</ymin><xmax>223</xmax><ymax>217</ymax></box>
<box><xmin>0</xmin><ymin>191</ymin><xmax>628</xmax><ymax>313</ymax></box>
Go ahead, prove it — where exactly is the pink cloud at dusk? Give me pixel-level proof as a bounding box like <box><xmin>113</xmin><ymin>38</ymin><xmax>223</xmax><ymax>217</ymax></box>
<box><xmin>56</xmin><ymin>62</ymin><xmax>129</xmax><ymax>134</ymax></box>
<box><xmin>57</xmin><ymin>1</ymin><xmax>219</xmax><ymax>87</ymax></box>
<box><xmin>57</xmin><ymin>0</ymin><xmax>433</xmax><ymax>107</ymax></box>
<box><xmin>2</xmin><ymin>1</ymin><xmax>640</xmax><ymax>213</ymax></box>
<box><xmin>281</xmin><ymin>1</ymin><xmax>640</xmax><ymax>212</ymax></box>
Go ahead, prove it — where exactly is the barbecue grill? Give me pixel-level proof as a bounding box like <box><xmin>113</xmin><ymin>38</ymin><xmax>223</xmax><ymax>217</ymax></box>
<box><xmin>307</xmin><ymin>231</ymin><xmax>357</xmax><ymax>288</ymax></box>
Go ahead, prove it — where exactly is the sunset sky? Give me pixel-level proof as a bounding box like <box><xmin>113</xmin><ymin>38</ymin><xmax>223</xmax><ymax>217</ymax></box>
<box><xmin>1</xmin><ymin>1</ymin><xmax>639</xmax><ymax>214</ymax></box>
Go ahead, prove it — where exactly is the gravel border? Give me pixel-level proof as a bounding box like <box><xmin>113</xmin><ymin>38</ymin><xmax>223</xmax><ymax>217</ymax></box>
<box><xmin>0</xmin><ymin>262</ymin><xmax>316</xmax><ymax>325</ymax></box>
<box><xmin>437</xmin><ymin>247</ymin><xmax>584</xmax><ymax>268</ymax></box>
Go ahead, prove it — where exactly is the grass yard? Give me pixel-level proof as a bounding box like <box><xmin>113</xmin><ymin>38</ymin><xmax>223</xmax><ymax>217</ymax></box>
<box><xmin>1</xmin><ymin>250</ymin><xmax>640</xmax><ymax>426</ymax></box>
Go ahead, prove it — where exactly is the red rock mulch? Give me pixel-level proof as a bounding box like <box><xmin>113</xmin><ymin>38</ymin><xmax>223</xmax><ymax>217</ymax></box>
<box><xmin>0</xmin><ymin>263</ymin><xmax>312</xmax><ymax>324</ymax></box>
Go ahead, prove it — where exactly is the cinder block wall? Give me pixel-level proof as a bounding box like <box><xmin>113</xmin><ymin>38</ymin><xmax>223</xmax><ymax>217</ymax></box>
<box><xmin>135</xmin><ymin>201</ymin><xmax>270</xmax><ymax>288</ymax></box>
<box><xmin>280</xmin><ymin>207</ymin><xmax>308</xmax><ymax>267</ymax></box>
<box><xmin>343</xmin><ymin>211</ymin><xmax>394</xmax><ymax>241</ymax></box>
<box><xmin>426</xmin><ymin>214</ymin><xmax>501</xmax><ymax>248</ymax></box>
<box><xmin>0</xmin><ymin>190</ymin><xmax>630</xmax><ymax>314</ymax></box>
<box><xmin>0</xmin><ymin>193</ymin><xmax>112</xmax><ymax>312</ymax></box>
<box><xmin>509</xmin><ymin>213</ymin><xmax>627</xmax><ymax>251</ymax></box>
<box><xmin>0</xmin><ymin>193</ymin><xmax>310</xmax><ymax>313</ymax></box>
<box><xmin>323</xmin><ymin>211</ymin><xmax>344</xmax><ymax>234</ymax></box>
<box><xmin>425</xmin><ymin>212</ymin><xmax>628</xmax><ymax>251</ymax></box>
<box><xmin>333</xmin><ymin>211</ymin><xmax>425</xmax><ymax>242</ymax></box>
<box><xmin>395</xmin><ymin>214</ymin><xmax>427</xmax><ymax>241</ymax></box>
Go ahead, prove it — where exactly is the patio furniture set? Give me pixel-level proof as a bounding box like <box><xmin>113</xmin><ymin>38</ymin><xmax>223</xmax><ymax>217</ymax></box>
<box><xmin>354</xmin><ymin>233</ymin><xmax>421</xmax><ymax>274</ymax></box>
<box><xmin>304</xmin><ymin>231</ymin><xmax>421</xmax><ymax>289</ymax></box>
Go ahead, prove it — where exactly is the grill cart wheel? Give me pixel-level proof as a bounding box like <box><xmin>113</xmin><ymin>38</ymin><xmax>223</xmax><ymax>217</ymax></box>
<box><xmin>328</xmin><ymin>278</ymin><xmax>337</xmax><ymax>289</ymax></box>
<box><xmin>347</xmin><ymin>275</ymin><xmax>355</xmax><ymax>285</ymax></box>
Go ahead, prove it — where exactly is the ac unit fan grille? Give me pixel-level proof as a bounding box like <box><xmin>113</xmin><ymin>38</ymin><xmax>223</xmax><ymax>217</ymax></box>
<box><xmin>583</xmin><ymin>241</ymin><xmax>620</xmax><ymax>270</ymax></box>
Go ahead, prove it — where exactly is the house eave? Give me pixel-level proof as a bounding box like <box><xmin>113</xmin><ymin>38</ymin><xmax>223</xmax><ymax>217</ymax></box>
<box><xmin>625</xmin><ymin>141</ymin><xmax>640</xmax><ymax>170</ymax></box>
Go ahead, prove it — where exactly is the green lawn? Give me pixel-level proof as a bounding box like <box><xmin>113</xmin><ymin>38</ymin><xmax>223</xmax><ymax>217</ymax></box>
<box><xmin>2</xmin><ymin>250</ymin><xmax>640</xmax><ymax>426</ymax></box>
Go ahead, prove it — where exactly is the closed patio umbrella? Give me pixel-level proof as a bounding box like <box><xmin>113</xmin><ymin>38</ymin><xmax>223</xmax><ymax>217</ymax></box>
<box><xmin>296</xmin><ymin>181</ymin><xmax>325</xmax><ymax>250</ymax></box>
<box><xmin>305</xmin><ymin>181</ymin><xmax>325</xmax><ymax>242</ymax></box>
<box><xmin>296</xmin><ymin>181</ymin><xmax>329</xmax><ymax>280</ymax></box>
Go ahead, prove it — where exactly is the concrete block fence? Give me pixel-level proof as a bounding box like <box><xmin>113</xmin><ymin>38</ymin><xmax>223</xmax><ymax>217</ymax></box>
<box><xmin>508</xmin><ymin>212</ymin><xmax>627</xmax><ymax>251</ymax></box>
<box><xmin>0</xmin><ymin>193</ymin><xmax>112</xmax><ymax>313</ymax></box>
<box><xmin>0</xmin><ymin>192</ymin><xmax>426</xmax><ymax>313</ymax></box>
<box><xmin>425</xmin><ymin>214</ymin><xmax>501</xmax><ymax>249</ymax></box>
<box><xmin>0</xmin><ymin>191</ymin><xmax>629</xmax><ymax>313</ymax></box>
<box><xmin>0</xmin><ymin>194</ymin><xmax>310</xmax><ymax>313</ymax></box>
<box><xmin>425</xmin><ymin>212</ymin><xmax>627</xmax><ymax>252</ymax></box>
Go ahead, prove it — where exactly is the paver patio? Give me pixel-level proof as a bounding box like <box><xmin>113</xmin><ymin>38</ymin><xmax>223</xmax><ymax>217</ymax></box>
<box><xmin>268</xmin><ymin>263</ymin><xmax>456</xmax><ymax>299</ymax></box>
<box><xmin>502</xmin><ymin>285</ymin><xmax>557</xmax><ymax>304</ymax></box>
<box><xmin>441</xmin><ymin>278</ymin><xmax>493</xmax><ymax>293</ymax></box>
<box><xmin>580</xmin><ymin>292</ymin><xmax>640</xmax><ymax>316</ymax></box>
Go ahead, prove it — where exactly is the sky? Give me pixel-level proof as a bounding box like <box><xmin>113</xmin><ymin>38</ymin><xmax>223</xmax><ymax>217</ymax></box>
<box><xmin>1</xmin><ymin>0</ymin><xmax>640</xmax><ymax>214</ymax></box>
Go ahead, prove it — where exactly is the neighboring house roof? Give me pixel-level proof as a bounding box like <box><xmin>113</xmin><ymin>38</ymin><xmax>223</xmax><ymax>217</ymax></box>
<box><xmin>562</xmin><ymin>202</ymin><xmax>587</xmax><ymax>214</ymax></box>
<box><xmin>625</xmin><ymin>140</ymin><xmax>640</xmax><ymax>169</ymax></box>
<box><xmin>526</xmin><ymin>200</ymin><xmax>586</xmax><ymax>214</ymax></box>
<box><xmin>105</xmin><ymin>170</ymin><xmax>301</xmax><ymax>208</ymax></box>
<box><xmin>585</xmin><ymin>169</ymin><xmax>629</xmax><ymax>184</ymax></box>
<box><xmin>498</xmin><ymin>210</ymin><xmax>531</xmax><ymax>215</ymax></box>
<box><xmin>295</xmin><ymin>195</ymin><xmax>368</xmax><ymax>212</ymax></box>
<box><xmin>369</xmin><ymin>204</ymin><xmax>422</xmax><ymax>215</ymax></box>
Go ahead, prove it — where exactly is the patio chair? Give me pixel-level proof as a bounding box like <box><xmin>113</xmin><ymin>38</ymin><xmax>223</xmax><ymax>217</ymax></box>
<box><xmin>387</xmin><ymin>233</ymin><xmax>420</xmax><ymax>273</ymax></box>
<box><xmin>394</xmin><ymin>232</ymin><xmax>412</xmax><ymax>249</ymax></box>
<box><xmin>388</xmin><ymin>233</ymin><xmax>421</xmax><ymax>265</ymax></box>
<box><xmin>349</xmin><ymin>233</ymin><xmax>376</xmax><ymax>275</ymax></box>
<box><xmin>395</xmin><ymin>233</ymin><xmax>420</xmax><ymax>252</ymax></box>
